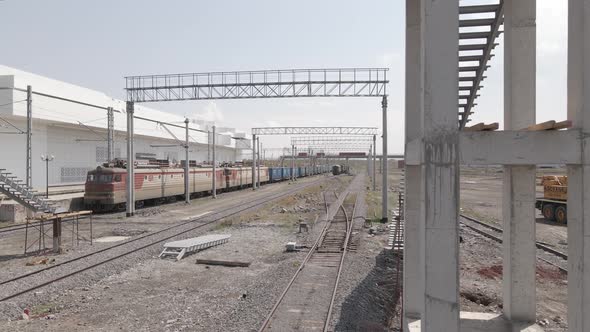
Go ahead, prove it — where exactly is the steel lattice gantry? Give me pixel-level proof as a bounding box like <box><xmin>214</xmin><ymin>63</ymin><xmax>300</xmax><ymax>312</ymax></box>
<box><xmin>252</xmin><ymin>128</ymin><xmax>379</xmax><ymax>195</ymax></box>
<box><xmin>253</xmin><ymin>127</ymin><xmax>379</xmax><ymax>136</ymax></box>
<box><xmin>124</xmin><ymin>68</ymin><xmax>390</xmax><ymax>221</ymax></box>
<box><xmin>290</xmin><ymin>135</ymin><xmax>375</xmax><ymax>145</ymax></box>
<box><xmin>458</xmin><ymin>1</ymin><xmax>504</xmax><ymax>128</ymax></box>
<box><xmin>125</xmin><ymin>68</ymin><xmax>388</xmax><ymax>102</ymax></box>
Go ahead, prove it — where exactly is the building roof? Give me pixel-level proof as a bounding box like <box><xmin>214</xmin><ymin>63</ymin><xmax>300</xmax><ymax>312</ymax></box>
<box><xmin>0</xmin><ymin>65</ymin><xmax>247</xmax><ymax>148</ymax></box>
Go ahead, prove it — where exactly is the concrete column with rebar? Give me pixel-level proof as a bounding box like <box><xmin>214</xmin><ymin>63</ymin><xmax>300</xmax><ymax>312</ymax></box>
<box><xmin>126</xmin><ymin>101</ymin><xmax>135</xmax><ymax>217</ymax></box>
<box><xmin>502</xmin><ymin>0</ymin><xmax>537</xmax><ymax>323</ymax></box>
<box><xmin>420</xmin><ymin>1</ymin><xmax>460</xmax><ymax>330</ymax></box>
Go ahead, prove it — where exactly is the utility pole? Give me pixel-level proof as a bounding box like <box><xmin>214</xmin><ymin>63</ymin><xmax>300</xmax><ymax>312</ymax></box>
<box><xmin>252</xmin><ymin>134</ymin><xmax>257</xmax><ymax>189</ymax></box>
<box><xmin>126</xmin><ymin>102</ymin><xmax>135</xmax><ymax>217</ymax></box>
<box><xmin>373</xmin><ymin>134</ymin><xmax>377</xmax><ymax>191</ymax></box>
<box><xmin>107</xmin><ymin>107</ymin><xmax>115</xmax><ymax>162</ymax></box>
<box><xmin>212</xmin><ymin>125</ymin><xmax>217</xmax><ymax>199</ymax></box>
<box><xmin>291</xmin><ymin>144</ymin><xmax>295</xmax><ymax>181</ymax></box>
<box><xmin>381</xmin><ymin>96</ymin><xmax>388</xmax><ymax>222</ymax></box>
<box><xmin>26</xmin><ymin>85</ymin><xmax>32</xmax><ymax>190</ymax></box>
<box><xmin>207</xmin><ymin>129</ymin><xmax>211</xmax><ymax>163</ymax></box>
<box><xmin>257</xmin><ymin>138</ymin><xmax>261</xmax><ymax>188</ymax></box>
<box><xmin>184</xmin><ymin>118</ymin><xmax>190</xmax><ymax>204</ymax></box>
<box><xmin>41</xmin><ymin>154</ymin><xmax>54</xmax><ymax>198</ymax></box>
<box><xmin>367</xmin><ymin>145</ymin><xmax>371</xmax><ymax>176</ymax></box>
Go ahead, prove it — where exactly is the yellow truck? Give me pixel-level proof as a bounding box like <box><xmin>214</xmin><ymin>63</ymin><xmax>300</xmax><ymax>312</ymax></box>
<box><xmin>535</xmin><ymin>175</ymin><xmax>567</xmax><ymax>223</ymax></box>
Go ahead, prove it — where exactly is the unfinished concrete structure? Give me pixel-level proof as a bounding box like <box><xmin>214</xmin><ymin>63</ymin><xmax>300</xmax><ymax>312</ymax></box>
<box><xmin>403</xmin><ymin>0</ymin><xmax>589</xmax><ymax>331</ymax></box>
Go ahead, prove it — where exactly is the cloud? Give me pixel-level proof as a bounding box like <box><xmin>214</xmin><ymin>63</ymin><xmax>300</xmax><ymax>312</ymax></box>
<box><xmin>189</xmin><ymin>101</ymin><xmax>224</xmax><ymax>123</ymax></box>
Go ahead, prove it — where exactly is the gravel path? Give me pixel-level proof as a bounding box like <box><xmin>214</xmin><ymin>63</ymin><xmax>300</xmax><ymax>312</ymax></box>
<box><xmin>328</xmin><ymin>177</ymin><xmax>398</xmax><ymax>332</ymax></box>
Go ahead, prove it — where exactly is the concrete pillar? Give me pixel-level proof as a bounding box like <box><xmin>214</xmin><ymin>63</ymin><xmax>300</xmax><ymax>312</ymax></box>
<box><xmin>420</xmin><ymin>1</ymin><xmax>459</xmax><ymax>331</ymax></box>
<box><xmin>381</xmin><ymin>96</ymin><xmax>388</xmax><ymax>222</ymax></box>
<box><xmin>503</xmin><ymin>0</ymin><xmax>537</xmax><ymax>323</ymax></box>
<box><xmin>52</xmin><ymin>219</ymin><xmax>61</xmax><ymax>254</ymax></box>
<box><xmin>252</xmin><ymin>134</ymin><xmax>257</xmax><ymax>189</ymax></box>
<box><xmin>403</xmin><ymin>0</ymin><xmax>424</xmax><ymax>326</ymax></box>
<box><xmin>567</xmin><ymin>1</ymin><xmax>590</xmax><ymax>330</ymax></box>
<box><xmin>126</xmin><ymin>101</ymin><xmax>135</xmax><ymax>217</ymax></box>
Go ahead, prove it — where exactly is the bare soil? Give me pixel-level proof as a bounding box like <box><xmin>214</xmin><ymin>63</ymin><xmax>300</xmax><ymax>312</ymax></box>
<box><xmin>460</xmin><ymin>167</ymin><xmax>568</xmax><ymax>331</ymax></box>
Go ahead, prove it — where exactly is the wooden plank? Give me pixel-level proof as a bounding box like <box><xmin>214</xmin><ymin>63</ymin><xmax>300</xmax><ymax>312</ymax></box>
<box><xmin>464</xmin><ymin>122</ymin><xmax>485</xmax><ymax>131</ymax></box>
<box><xmin>521</xmin><ymin>120</ymin><xmax>556</xmax><ymax>131</ymax></box>
<box><xmin>36</xmin><ymin>210</ymin><xmax>93</xmax><ymax>221</ymax></box>
<box><xmin>552</xmin><ymin>120</ymin><xmax>573</xmax><ymax>130</ymax></box>
<box><xmin>481</xmin><ymin>122</ymin><xmax>499</xmax><ymax>131</ymax></box>
<box><xmin>196</xmin><ymin>259</ymin><xmax>251</xmax><ymax>267</ymax></box>
<box><xmin>464</xmin><ymin>122</ymin><xmax>499</xmax><ymax>132</ymax></box>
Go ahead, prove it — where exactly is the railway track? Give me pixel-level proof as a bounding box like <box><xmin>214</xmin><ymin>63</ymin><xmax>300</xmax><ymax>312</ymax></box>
<box><xmin>0</xmin><ymin>177</ymin><xmax>332</xmax><ymax>303</ymax></box>
<box><xmin>459</xmin><ymin>214</ymin><xmax>568</xmax><ymax>273</ymax></box>
<box><xmin>259</xmin><ymin>175</ymin><xmax>362</xmax><ymax>332</ymax></box>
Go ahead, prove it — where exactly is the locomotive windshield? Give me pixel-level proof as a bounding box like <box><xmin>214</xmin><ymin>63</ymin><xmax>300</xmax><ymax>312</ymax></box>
<box><xmin>86</xmin><ymin>174</ymin><xmax>121</xmax><ymax>183</ymax></box>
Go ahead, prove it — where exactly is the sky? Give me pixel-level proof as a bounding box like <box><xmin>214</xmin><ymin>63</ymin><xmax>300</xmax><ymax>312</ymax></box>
<box><xmin>0</xmin><ymin>0</ymin><xmax>568</xmax><ymax>156</ymax></box>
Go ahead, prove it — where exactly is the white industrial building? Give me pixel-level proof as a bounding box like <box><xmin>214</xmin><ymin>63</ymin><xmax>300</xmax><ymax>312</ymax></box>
<box><xmin>0</xmin><ymin>65</ymin><xmax>250</xmax><ymax>189</ymax></box>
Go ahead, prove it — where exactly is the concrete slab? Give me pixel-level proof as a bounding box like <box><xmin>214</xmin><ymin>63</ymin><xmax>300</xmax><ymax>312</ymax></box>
<box><xmin>406</xmin><ymin>312</ymin><xmax>544</xmax><ymax>332</ymax></box>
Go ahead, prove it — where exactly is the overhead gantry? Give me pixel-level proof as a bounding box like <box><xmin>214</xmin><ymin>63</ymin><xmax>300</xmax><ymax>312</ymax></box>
<box><xmin>290</xmin><ymin>136</ymin><xmax>375</xmax><ymax>184</ymax></box>
<box><xmin>125</xmin><ymin>68</ymin><xmax>389</xmax><ymax>218</ymax></box>
<box><xmin>250</xmin><ymin>126</ymin><xmax>388</xmax><ymax>220</ymax></box>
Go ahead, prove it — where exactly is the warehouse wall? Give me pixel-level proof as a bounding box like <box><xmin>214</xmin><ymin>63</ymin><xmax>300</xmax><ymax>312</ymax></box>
<box><xmin>2</xmin><ymin>119</ymin><xmax>240</xmax><ymax>189</ymax></box>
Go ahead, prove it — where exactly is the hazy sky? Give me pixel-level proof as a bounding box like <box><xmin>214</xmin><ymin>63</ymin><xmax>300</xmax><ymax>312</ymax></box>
<box><xmin>0</xmin><ymin>1</ymin><xmax>567</xmax><ymax>155</ymax></box>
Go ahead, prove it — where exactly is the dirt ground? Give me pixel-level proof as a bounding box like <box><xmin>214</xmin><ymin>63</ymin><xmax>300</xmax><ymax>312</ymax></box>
<box><xmin>460</xmin><ymin>167</ymin><xmax>568</xmax><ymax>331</ymax></box>
<box><xmin>0</xmin><ymin>163</ymin><xmax>568</xmax><ymax>331</ymax></box>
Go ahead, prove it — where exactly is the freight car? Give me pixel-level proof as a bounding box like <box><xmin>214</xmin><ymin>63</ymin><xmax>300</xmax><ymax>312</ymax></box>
<box><xmin>85</xmin><ymin>164</ymin><xmax>330</xmax><ymax>211</ymax></box>
<box><xmin>331</xmin><ymin>164</ymin><xmax>350</xmax><ymax>175</ymax></box>
<box><xmin>332</xmin><ymin>165</ymin><xmax>342</xmax><ymax>175</ymax></box>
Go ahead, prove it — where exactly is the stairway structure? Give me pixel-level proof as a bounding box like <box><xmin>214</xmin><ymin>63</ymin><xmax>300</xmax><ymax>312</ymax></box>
<box><xmin>458</xmin><ymin>1</ymin><xmax>504</xmax><ymax>128</ymax></box>
<box><xmin>0</xmin><ymin>169</ymin><xmax>56</xmax><ymax>214</ymax></box>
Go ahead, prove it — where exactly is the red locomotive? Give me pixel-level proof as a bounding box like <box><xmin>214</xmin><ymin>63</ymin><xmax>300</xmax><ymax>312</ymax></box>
<box><xmin>84</xmin><ymin>164</ymin><xmax>269</xmax><ymax>211</ymax></box>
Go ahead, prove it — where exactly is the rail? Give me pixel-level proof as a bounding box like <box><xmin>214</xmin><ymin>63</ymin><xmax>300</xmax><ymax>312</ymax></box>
<box><xmin>0</xmin><ymin>177</ymin><xmax>330</xmax><ymax>302</ymax></box>
<box><xmin>459</xmin><ymin>214</ymin><xmax>568</xmax><ymax>273</ymax></box>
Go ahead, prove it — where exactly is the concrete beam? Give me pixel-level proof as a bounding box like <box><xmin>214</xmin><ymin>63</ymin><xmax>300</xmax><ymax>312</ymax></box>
<box><xmin>405</xmin><ymin>130</ymin><xmax>582</xmax><ymax>166</ymax></box>
<box><xmin>459</xmin><ymin>130</ymin><xmax>582</xmax><ymax>165</ymax></box>
<box><xmin>420</xmin><ymin>1</ymin><xmax>460</xmax><ymax>331</ymax></box>
<box><xmin>567</xmin><ymin>0</ymin><xmax>590</xmax><ymax>330</ymax></box>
